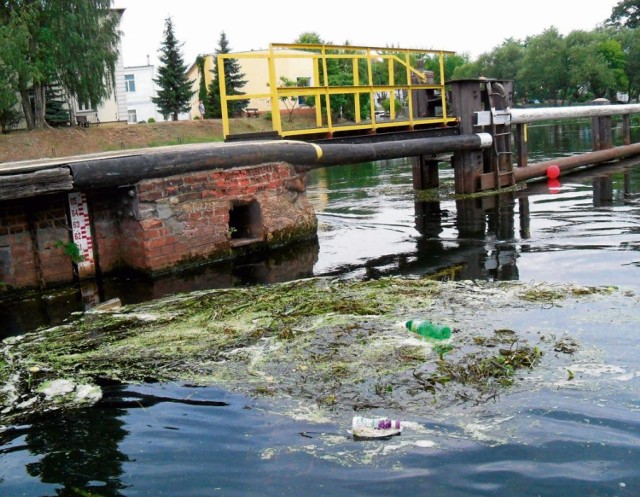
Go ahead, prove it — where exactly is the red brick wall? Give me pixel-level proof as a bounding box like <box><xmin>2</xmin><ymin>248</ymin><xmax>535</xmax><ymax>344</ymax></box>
<box><xmin>1</xmin><ymin>162</ymin><xmax>318</xmax><ymax>290</ymax></box>
<box><xmin>0</xmin><ymin>197</ymin><xmax>74</xmax><ymax>290</ymax></box>
<box><xmin>121</xmin><ymin>162</ymin><xmax>317</xmax><ymax>274</ymax></box>
<box><xmin>0</xmin><ymin>203</ymin><xmax>34</xmax><ymax>289</ymax></box>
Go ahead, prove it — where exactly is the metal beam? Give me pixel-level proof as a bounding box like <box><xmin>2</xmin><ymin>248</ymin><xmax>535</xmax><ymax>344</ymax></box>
<box><xmin>514</xmin><ymin>142</ymin><xmax>640</xmax><ymax>182</ymax></box>
<box><xmin>67</xmin><ymin>134</ymin><xmax>493</xmax><ymax>189</ymax></box>
<box><xmin>510</xmin><ymin>104</ymin><xmax>640</xmax><ymax>124</ymax></box>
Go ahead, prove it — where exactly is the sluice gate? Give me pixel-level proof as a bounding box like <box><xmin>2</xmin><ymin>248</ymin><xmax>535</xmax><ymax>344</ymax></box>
<box><xmin>4</xmin><ymin>37</ymin><xmax>640</xmax><ymax>292</ymax></box>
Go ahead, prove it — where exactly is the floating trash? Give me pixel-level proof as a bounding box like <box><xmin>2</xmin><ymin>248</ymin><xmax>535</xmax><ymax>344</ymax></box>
<box><xmin>351</xmin><ymin>416</ymin><xmax>402</xmax><ymax>439</ymax></box>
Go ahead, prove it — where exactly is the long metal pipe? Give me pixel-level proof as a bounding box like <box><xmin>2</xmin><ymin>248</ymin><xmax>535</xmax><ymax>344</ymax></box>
<box><xmin>514</xmin><ymin>142</ymin><xmax>640</xmax><ymax>182</ymax></box>
<box><xmin>510</xmin><ymin>103</ymin><xmax>640</xmax><ymax>124</ymax></box>
<box><xmin>68</xmin><ymin>134</ymin><xmax>493</xmax><ymax>189</ymax></box>
<box><xmin>314</xmin><ymin>133</ymin><xmax>493</xmax><ymax>166</ymax></box>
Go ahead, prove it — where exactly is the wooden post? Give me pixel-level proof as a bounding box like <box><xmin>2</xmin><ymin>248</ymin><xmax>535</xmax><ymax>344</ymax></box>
<box><xmin>623</xmin><ymin>114</ymin><xmax>631</xmax><ymax>146</ymax></box>
<box><xmin>515</xmin><ymin>123</ymin><xmax>528</xmax><ymax>167</ymax></box>
<box><xmin>591</xmin><ymin>116</ymin><xmax>601</xmax><ymax>151</ymax></box>
<box><xmin>591</xmin><ymin>98</ymin><xmax>612</xmax><ymax>151</ymax></box>
<box><xmin>449</xmin><ymin>80</ymin><xmax>486</xmax><ymax>194</ymax></box>
<box><xmin>600</xmin><ymin>116</ymin><xmax>613</xmax><ymax>149</ymax></box>
<box><xmin>412</xmin><ymin>156</ymin><xmax>439</xmax><ymax>189</ymax></box>
<box><xmin>592</xmin><ymin>115</ymin><xmax>613</xmax><ymax>151</ymax></box>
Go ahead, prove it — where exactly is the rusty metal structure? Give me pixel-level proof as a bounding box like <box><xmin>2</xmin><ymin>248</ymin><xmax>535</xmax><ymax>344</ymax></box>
<box><xmin>448</xmin><ymin>78</ymin><xmax>640</xmax><ymax>194</ymax></box>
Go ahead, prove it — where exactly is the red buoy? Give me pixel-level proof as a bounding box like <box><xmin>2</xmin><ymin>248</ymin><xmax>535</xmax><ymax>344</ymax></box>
<box><xmin>547</xmin><ymin>178</ymin><xmax>560</xmax><ymax>194</ymax></box>
<box><xmin>546</xmin><ymin>164</ymin><xmax>560</xmax><ymax>179</ymax></box>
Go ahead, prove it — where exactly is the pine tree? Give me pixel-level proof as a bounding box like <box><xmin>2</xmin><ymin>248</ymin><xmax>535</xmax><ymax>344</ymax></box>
<box><xmin>195</xmin><ymin>55</ymin><xmax>208</xmax><ymax>104</ymax></box>
<box><xmin>45</xmin><ymin>85</ymin><xmax>70</xmax><ymax>127</ymax></box>
<box><xmin>152</xmin><ymin>17</ymin><xmax>195</xmax><ymax>121</ymax></box>
<box><xmin>206</xmin><ymin>32</ymin><xmax>248</xmax><ymax>118</ymax></box>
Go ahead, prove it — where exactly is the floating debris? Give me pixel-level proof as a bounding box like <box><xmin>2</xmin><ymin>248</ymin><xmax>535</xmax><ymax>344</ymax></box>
<box><xmin>0</xmin><ymin>276</ymin><xmax>632</xmax><ymax>427</ymax></box>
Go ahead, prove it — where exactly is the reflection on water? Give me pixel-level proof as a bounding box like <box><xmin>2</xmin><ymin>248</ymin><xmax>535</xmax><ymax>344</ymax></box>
<box><xmin>3</xmin><ymin>378</ymin><xmax>640</xmax><ymax>497</ymax></box>
<box><xmin>2</xmin><ymin>122</ymin><xmax>640</xmax><ymax>496</ymax></box>
<box><xmin>17</xmin><ymin>409</ymin><xmax>129</xmax><ymax>496</ymax></box>
<box><xmin>0</xmin><ymin>239</ymin><xmax>319</xmax><ymax>337</ymax></box>
<box><xmin>307</xmin><ymin>154</ymin><xmax>640</xmax><ymax>290</ymax></box>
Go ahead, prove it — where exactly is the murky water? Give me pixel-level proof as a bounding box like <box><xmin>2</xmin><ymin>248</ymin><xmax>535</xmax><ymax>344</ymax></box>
<box><xmin>2</xmin><ymin>121</ymin><xmax>640</xmax><ymax>496</ymax></box>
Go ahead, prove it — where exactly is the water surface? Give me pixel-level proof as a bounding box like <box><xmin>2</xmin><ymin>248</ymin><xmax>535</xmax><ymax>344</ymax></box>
<box><xmin>1</xmin><ymin>121</ymin><xmax>640</xmax><ymax>496</ymax></box>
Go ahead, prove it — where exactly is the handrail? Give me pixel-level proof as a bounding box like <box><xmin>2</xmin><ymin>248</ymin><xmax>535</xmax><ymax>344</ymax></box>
<box><xmin>218</xmin><ymin>43</ymin><xmax>458</xmax><ymax>140</ymax></box>
<box><xmin>510</xmin><ymin>104</ymin><xmax>640</xmax><ymax>124</ymax></box>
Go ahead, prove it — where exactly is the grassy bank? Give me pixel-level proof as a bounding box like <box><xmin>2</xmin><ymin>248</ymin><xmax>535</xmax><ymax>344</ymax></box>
<box><xmin>0</xmin><ymin>120</ymin><xmax>229</xmax><ymax>163</ymax></box>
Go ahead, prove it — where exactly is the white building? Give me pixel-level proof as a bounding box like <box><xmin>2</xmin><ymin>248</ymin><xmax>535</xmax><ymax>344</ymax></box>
<box><xmin>124</xmin><ymin>63</ymin><xmax>191</xmax><ymax>123</ymax></box>
<box><xmin>123</xmin><ymin>64</ymin><xmax>162</xmax><ymax>123</ymax></box>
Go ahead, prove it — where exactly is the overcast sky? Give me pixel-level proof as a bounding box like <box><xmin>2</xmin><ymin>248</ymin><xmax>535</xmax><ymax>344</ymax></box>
<box><xmin>112</xmin><ymin>0</ymin><xmax>621</xmax><ymax>68</ymax></box>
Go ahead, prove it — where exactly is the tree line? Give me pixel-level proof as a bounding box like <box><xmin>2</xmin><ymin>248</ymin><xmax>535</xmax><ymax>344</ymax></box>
<box><xmin>157</xmin><ymin>0</ymin><xmax>640</xmax><ymax>122</ymax></box>
<box><xmin>451</xmin><ymin>16</ymin><xmax>640</xmax><ymax>105</ymax></box>
<box><xmin>0</xmin><ymin>0</ymin><xmax>120</xmax><ymax>132</ymax></box>
<box><xmin>2</xmin><ymin>0</ymin><xmax>640</xmax><ymax>133</ymax></box>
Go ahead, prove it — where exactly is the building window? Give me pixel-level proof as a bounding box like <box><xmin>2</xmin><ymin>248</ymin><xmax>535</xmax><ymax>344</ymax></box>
<box><xmin>125</xmin><ymin>74</ymin><xmax>136</xmax><ymax>92</ymax></box>
<box><xmin>128</xmin><ymin>109</ymin><xmax>137</xmax><ymax>124</ymax></box>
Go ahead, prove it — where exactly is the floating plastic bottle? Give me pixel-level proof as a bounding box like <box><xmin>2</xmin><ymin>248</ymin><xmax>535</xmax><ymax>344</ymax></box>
<box><xmin>352</xmin><ymin>416</ymin><xmax>401</xmax><ymax>431</ymax></box>
<box><xmin>405</xmin><ymin>320</ymin><xmax>451</xmax><ymax>340</ymax></box>
<box><xmin>352</xmin><ymin>416</ymin><xmax>402</xmax><ymax>439</ymax></box>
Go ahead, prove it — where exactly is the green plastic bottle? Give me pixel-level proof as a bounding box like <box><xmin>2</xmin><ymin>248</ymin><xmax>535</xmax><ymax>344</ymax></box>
<box><xmin>405</xmin><ymin>320</ymin><xmax>451</xmax><ymax>340</ymax></box>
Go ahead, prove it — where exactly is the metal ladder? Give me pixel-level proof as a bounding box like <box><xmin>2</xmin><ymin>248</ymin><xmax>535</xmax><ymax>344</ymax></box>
<box><xmin>486</xmin><ymin>81</ymin><xmax>515</xmax><ymax>189</ymax></box>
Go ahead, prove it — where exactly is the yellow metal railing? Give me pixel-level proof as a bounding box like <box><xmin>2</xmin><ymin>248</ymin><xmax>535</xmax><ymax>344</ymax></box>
<box><xmin>219</xmin><ymin>43</ymin><xmax>458</xmax><ymax>139</ymax></box>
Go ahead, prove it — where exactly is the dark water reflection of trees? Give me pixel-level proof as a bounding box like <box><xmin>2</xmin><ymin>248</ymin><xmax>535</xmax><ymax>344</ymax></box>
<box><xmin>9</xmin><ymin>408</ymin><xmax>130</xmax><ymax>497</ymax></box>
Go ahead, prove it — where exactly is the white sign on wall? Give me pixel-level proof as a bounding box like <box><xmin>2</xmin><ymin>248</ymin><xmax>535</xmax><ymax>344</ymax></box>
<box><xmin>68</xmin><ymin>192</ymin><xmax>96</xmax><ymax>278</ymax></box>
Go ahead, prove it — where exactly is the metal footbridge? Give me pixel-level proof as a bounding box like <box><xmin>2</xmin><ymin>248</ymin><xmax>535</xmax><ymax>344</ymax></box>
<box><xmin>218</xmin><ymin>43</ymin><xmax>457</xmax><ymax>141</ymax></box>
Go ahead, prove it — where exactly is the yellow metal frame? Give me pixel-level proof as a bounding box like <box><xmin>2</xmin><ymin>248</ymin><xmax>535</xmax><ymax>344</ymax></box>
<box><xmin>219</xmin><ymin>43</ymin><xmax>458</xmax><ymax>139</ymax></box>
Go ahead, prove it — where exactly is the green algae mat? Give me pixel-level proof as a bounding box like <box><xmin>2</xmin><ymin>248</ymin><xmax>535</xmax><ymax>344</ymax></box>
<box><xmin>0</xmin><ymin>276</ymin><xmax>633</xmax><ymax>427</ymax></box>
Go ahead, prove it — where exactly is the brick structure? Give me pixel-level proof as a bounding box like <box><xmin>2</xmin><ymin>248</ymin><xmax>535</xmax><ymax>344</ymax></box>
<box><xmin>0</xmin><ymin>198</ymin><xmax>74</xmax><ymax>290</ymax></box>
<box><xmin>0</xmin><ymin>162</ymin><xmax>317</xmax><ymax>291</ymax></box>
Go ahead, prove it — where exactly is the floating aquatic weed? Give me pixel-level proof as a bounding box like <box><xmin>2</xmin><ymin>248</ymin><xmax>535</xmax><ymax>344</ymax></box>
<box><xmin>3</xmin><ymin>277</ymin><xmax>622</xmax><ymax>426</ymax></box>
<box><xmin>520</xmin><ymin>283</ymin><xmax>617</xmax><ymax>303</ymax></box>
<box><xmin>554</xmin><ymin>337</ymin><xmax>579</xmax><ymax>354</ymax></box>
<box><xmin>520</xmin><ymin>288</ymin><xmax>566</xmax><ymax>303</ymax></box>
<box><xmin>433</xmin><ymin>344</ymin><xmax>453</xmax><ymax>360</ymax></box>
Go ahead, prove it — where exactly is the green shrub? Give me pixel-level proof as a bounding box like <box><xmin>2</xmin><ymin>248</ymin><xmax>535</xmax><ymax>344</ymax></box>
<box><xmin>147</xmin><ymin>117</ymin><xmax>156</xmax><ymax>124</ymax></box>
<box><xmin>0</xmin><ymin>108</ymin><xmax>22</xmax><ymax>134</ymax></box>
<box><xmin>263</xmin><ymin>111</ymin><xmax>272</xmax><ymax>121</ymax></box>
<box><xmin>381</xmin><ymin>98</ymin><xmax>403</xmax><ymax>115</ymax></box>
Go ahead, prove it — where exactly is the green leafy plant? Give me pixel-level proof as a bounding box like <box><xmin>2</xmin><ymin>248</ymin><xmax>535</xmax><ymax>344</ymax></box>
<box><xmin>54</xmin><ymin>240</ymin><xmax>84</xmax><ymax>264</ymax></box>
<box><xmin>434</xmin><ymin>344</ymin><xmax>453</xmax><ymax>360</ymax></box>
